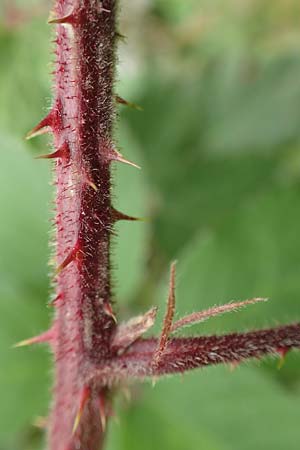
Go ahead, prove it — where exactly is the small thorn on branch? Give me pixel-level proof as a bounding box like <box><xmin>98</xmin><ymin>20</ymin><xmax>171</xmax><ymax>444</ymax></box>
<box><xmin>277</xmin><ymin>347</ymin><xmax>290</xmax><ymax>369</ymax></box>
<box><xmin>13</xmin><ymin>328</ymin><xmax>54</xmax><ymax>348</ymax></box>
<box><xmin>26</xmin><ymin>102</ymin><xmax>62</xmax><ymax>140</ymax></box>
<box><xmin>72</xmin><ymin>386</ymin><xmax>91</xmax><ymax>435</ymax></box>
<box><xmin>103</xmin><ymin>302</ymin><xmax>117</xmax><ymax>323</ymax></box>
<box><xmin>111</xmin><ymin>207</ymin><xmax>143</xmax><ymax>223</ymax></box>
<box><xmin>56</xmin><ymin>241</ymin><xmax>82</xmax><ymax>274</ymax></box>
<box><xmin>26</xmin><ymin>114</ymin><xmax>53</xmax><ymax>140</ymax></box>
<box><xmin>98</xmin><ymin>392</ymin><xmax>107</xmax><ymax>432</ymax></box>
<box><xmin>115</xmin><ymin>95</ymin><xmax>143</xmax><ymax>111</ymax></box>
<box><xmin>49</xmin><ymin>293</ymin><xmax>63</xmax><ymax>307</ymax></box>
<box><xmin>35</xmin><ymin>142</ymin><xmax>70</xmax><ymax>161</ymax></box>
<box><xmin>109</xmin><ymin>148</ymin><xmax>141</xmax><ymax>169</ymax></box>
<box><xmin>48</xmin><ymin>10</ymin><xmax>77</xmax><ymax>26</ymax></box>
<box><xmin>115</xmin><ymin>31</ymin><xmax>126</xmax><ymax>41</ymax></box>
<box><xmin>33</xmin><ymin>415</ymin><xmax>48</xmax><ymax>429</ymax></box>
<box><xmin>101</xmin><ymin>140</ymin><xmax>141</xmax><ymax>169</ymax></box>
<box><xmin>152</xmin><ymin>261</ymin><xmax>177</xmax><ymax>367</ymax></box>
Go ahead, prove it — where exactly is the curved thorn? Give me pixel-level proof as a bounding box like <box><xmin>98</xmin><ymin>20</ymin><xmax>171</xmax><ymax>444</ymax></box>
<box><xmin>72</xmin><ymin>386</ymin><xmax>91</xmax><ymax>435</ymax></box>
<box><xmin>103</xmin><ymin>303</ymin><xmax>117</xmax><ymax>323</ymax></box>
<box><xmin>56</xmin><ymin>241</ymin><xmax>81</xmax><ymax>274</ymax></box>
<box><xmin>25</xmin><ymin>114</ymin><xmax>53</xmax><ymax>140</ymax></box>
<box><xmin>48</xmin><ymin>12</ymin><xmax>77</xmax><ymax>25</ymax></box>
<box><xmin>35</xmin><ymin>142</ymin><xmax>70</xmax><ymax>161</ymax></box>
<box><xmin>86</xmin><ymin>179</ymin><xmax>98</xmax><ymax>192</ymax></box>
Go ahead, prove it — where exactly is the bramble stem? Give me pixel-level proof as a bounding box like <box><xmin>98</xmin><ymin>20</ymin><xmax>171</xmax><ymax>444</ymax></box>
<box><xmin>48</xmin><ymin>2</ymin><xmax>117</xmax><ymax>449</ymax></box>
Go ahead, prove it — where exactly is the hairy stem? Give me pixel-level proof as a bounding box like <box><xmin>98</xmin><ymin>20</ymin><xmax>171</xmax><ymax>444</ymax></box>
<box><xmin>48</xmin><ymin>1</ymin><xmax>117</xmax><ymax>449</ymax></box>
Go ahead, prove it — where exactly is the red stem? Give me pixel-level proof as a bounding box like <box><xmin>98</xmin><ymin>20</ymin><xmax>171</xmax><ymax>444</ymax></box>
<box><xmin>48</xmin><ymin>1</ymin><xmax>117</xmax><ymax>449</ymax></box>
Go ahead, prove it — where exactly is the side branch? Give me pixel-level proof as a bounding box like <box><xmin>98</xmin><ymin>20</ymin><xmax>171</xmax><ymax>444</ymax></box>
<box><xmin>108</xmin><ymin>323</ymin><xmax>300</xmax><ymax>379</ymax></box>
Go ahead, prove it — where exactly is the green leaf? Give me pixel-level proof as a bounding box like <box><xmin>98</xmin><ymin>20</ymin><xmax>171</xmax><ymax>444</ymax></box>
<box><xmin>138</xmin><ymin>366</ymin><xmax>300</xmax><ymax>450</ymax></box>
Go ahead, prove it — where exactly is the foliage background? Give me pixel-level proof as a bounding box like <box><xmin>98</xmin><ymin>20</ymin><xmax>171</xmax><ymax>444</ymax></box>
<box><xmin>0</xmin><ymin>0</ymin><xmax>300</xmax><ymax>449</ymax></box>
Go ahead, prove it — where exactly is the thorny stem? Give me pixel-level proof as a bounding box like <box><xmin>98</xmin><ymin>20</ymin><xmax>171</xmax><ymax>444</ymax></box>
<box><xmin>19</xmin><ymin>1</ymin><xmax>300</xmax><ymax>450</ymax></box>
<box><xmin>47</xmin><ymin>1</ymin><xmax>118</xmax><ymax>449</ymax></box>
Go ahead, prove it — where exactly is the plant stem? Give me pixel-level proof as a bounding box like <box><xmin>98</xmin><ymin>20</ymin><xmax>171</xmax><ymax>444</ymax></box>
<box><xmin>48</xmin><ymin>1</ymin><xmax>117</xmax><ymax>449</ymax></box>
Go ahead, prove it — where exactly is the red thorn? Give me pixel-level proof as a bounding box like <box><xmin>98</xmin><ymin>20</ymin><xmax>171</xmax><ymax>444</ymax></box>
<box><xmin>111</xmin><ymin>207</ymin><xmax>142</xmax><ymax>222</ymax></box>
<box><xmin>103</xmin><ymin>303</ymin><xmax>117</xmax><ymax>323</ymax></box>
<box><xmin>115</xmin><ymin>95</ymin><xmax>143</xmax><ymax>111</ymax></box>
<box><xmin>48</xmin><ymin>11</ymin><xmax>77</xmax><ymax>25</ymax></box>
<box><xmin>277</xmin><ymin>347</ymin><xmax>290</xmax><ymax>369</ymax></box>
<box><xmin>26</xmin><ymin>102</ymin><xmax>62</xmax><ymax>139</ymax></box>
<box><xmin>101</xmin><ymin>140</ymin><xmax>141</xmax><ymax>169</ymax></box>
<box><xmin>98</xmin><ymin>393</ymin><xmax>107</xmax><ymax>431</ymax></box>
<box><xmin>83</xmin><ymin>172</ymin><xmax>98</xmax><ymax>192</ymax></box>
<box><xmin>35</xmin><ymin>142</ymin><xmax>70</xmax><ymax>161</ymax></box>
<box><xmin>72</xmin><ymin>386</ymin><xmax>91</xmax><ymax>435</ymax></box>
<box><xmin>13</xmin><ymin>328</ymin><xmax>54</xmax><ymax>348</ymax></box>
<box><xmin>49</xmin><ymin>293</ymin><xmax>63</xmax><ymax>307</ymax></box>
<box><xmin>26</xmin><ymin>114</ymin><xmax>53</xmax><ymax>140</ymax></box>
<box><xmin>56</xmin><ymin>241</ymin><xmax>82</xmax><ymax>274</ymax></box>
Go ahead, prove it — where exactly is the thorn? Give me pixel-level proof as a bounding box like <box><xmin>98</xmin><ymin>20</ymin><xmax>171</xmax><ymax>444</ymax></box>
<box><xmin>98</xmin><ymin>393</ymin><xmax>106</xmax><ymax>432</ymax></box>
<box><xmin>56</xmin><ymin>241</ymin><xmax>81</xmax><ymax>274</ymax></box>
<box><xmin>115</xmin><ymin>95</ymin><xmax>143</xmax><ymax>111</ymax></box>
<box><xmin>35</xmin><ymin>142</ymin><xmax>70</xmax><ymax>161</ymax></box>
<box><xmin>101</xmin><ymin>6</ymin><xmax>111</xmax><ymax>14</ymax></box>
<box><xmin>110</xmin><ymin>148</ymin><xmax>141</xmax><ymax>169</ymax></box>
<box><xmin>26</xmin><ymin>102</ymin><xmax>62</xmax><ymax>139</ymax></box>
<box><xmin>277</xmin><ymin>347</ymin><xmax>289</xmax><ymax>369</ymax></box>
<box><xmin>72</xmin><ymin>386</ymin><xmax>91</xmax><ymax>435</ymax></box>
<box><xmin>152</xmin><ymin>261</ymin><xmax>177</xmax><ymax>367</ymax></box>
<box><xmin>87</xmin><ymin>180</ymin><xmax>98</xmax><ymax>192</ymax></box>
<box><xmin>49</xmin><ymin>293</ymin><xmax>63</xmax><ymax>307</ymax></box>
<box><xmin>33</xmin><ymin>416</ymin><xmax>47</xmax><ymax>429</ymax></box>
<box><xmin>103</xmin><ymin>302</ymin><xmax>117</xmax><ymax>323</ymax></box>
<box><xmin>13</xmin><ymin>329</ymin><xmax>54</xmax><ymax>348</ymax></box>
<box><xmin>151</xmin><ymin>377</ymin><xmax>158</xmax><ymax>387</ymax></box>
<box><xmin>25</xmin><ymin>114</ymin><xmax>53</xmax><ymax>140</ymax></box>
<box><xmin>116</xmin><ymin>31</ymin><xmax>126</xmax><ymax>41</ymax></box>
<box><xmin>48</xmin><ymin>11</ymin><xmax>77</xmax><ymax>25</ymax></box>
<box><xmin>84</xmin><ymin>174</ymin><xmax>98</xmax><ymax>192</ymax></box>
<box><xmin>100</xmin><ymin>139</ymin><xmax>141</xmax><ymax>169</ymax></box>
<box><xmin>229</xmin><ymin>361</ymin><xmax>240</xmax><ymax>372</ymax></box>
<box><xmin>111</xmin><ymin>207</ymin><xmax>142</xmax><ymax>222</ymax></box>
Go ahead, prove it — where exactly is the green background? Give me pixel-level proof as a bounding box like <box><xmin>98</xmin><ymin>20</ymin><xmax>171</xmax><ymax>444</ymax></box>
<box><xmin>0</xmin><ymin>0</ymin><xmax>300</xmax><ymax>449</ymax></box>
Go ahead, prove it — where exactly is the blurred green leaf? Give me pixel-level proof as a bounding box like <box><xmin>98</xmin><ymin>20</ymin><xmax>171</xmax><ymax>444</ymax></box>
<box><xmin>113</xmin><ymin>123</ymin><xmax>150</xmax><ymax>305</ymax></box>
<box><xmin>137</xmin><ymin>366</ymin><xmax>300</xmax><ymax>450</ymax></box>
